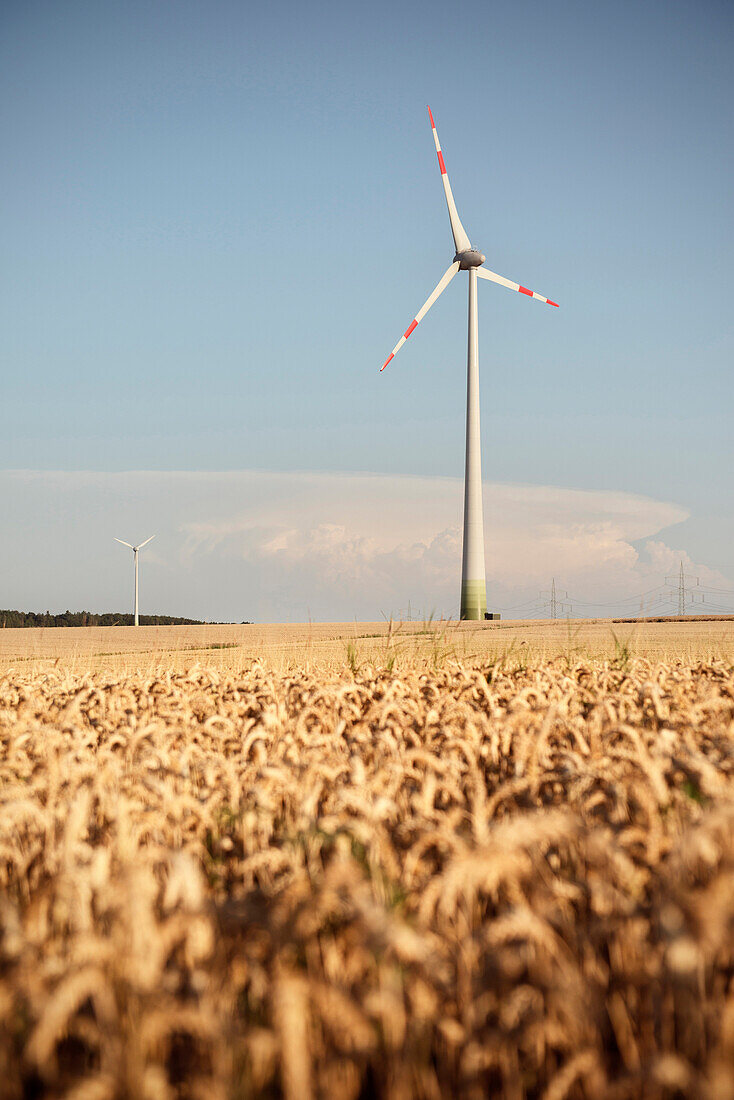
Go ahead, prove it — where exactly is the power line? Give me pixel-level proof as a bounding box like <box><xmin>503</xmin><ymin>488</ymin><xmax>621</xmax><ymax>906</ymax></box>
<box><xmin>496</xmin><ymin>575</ymin><xmax>734</xmax><ymax>619</ymax></box>
<box><xmin>568</xmin><ymin>584</ymin><xmax>668</xmax><ymax>608</ymax></box>
<box><xmin>497</xmin><ymin>596</ymin><xmax>548</xmax><ymax>612</ymax></box>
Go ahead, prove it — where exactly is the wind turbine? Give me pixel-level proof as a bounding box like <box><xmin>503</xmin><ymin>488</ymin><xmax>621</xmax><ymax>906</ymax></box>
<box><xmin>114</xmin><ymin>536</ymin><xmax>155</xmax><ymax>626</ymax></box>
<box><xmin>380</xmin><ymin>107</ymin><xmax>558</xmax><ymax>620</ymax></box>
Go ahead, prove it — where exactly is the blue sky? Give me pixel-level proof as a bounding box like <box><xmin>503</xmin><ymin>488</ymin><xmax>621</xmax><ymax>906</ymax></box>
<box><xmin>2</xmin><ymin>0</ymin><xmax>732</xmax><ymax>618</ymax></box>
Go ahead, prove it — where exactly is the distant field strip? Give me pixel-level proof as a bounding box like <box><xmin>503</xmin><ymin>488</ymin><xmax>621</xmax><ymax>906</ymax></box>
<box><xmin>0</xmin><ymin>618</ymin><xmax>732</xmax><ymax>671</ymax></box>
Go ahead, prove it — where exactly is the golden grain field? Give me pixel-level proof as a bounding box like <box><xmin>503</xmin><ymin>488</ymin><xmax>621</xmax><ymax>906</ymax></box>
<box><xmin>1</xmin><ymin>623</ymin><xmax>734</xmax><ymax>1098</ymax></box>
<box><xmin>1</xmin><ymin>617</ymin><xmax>732</xmax><ymax>672</ymax></box>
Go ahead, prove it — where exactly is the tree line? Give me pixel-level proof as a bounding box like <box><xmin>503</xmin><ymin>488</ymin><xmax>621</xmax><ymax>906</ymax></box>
<box><xmin>0</xmin><ymin>610</ymin><xmax>209</xmax><ymax>628</ymax></box>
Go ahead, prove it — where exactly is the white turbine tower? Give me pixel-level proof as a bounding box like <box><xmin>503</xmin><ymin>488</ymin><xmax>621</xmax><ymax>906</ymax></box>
<box><xmin>114</xmin><ymin>536</ymin><xmax>155</xmax><ymax>626</ymax></box>
<box><xmin>381</xmin><ymin>107</ymin><xmax>559</xmax><ymax>620</ymax></box>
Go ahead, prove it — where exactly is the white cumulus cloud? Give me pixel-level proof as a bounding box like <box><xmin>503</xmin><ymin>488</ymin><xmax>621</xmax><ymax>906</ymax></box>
<box><xmin>1</xmin><ymin>468</ymin><xmax>725</xmax><ymax>620</ymax></box>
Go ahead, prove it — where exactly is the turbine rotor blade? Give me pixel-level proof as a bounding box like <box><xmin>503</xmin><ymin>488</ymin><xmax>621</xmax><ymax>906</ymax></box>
<box><xmin>114</xmin><ymin>538</ymin><xmax>134</xmax><ymax>548</ymax></box>
<box><xmin>477</xmin><ymin>266</ymin><xmax>559</xmax><ymax>307</ymax></box>
<box><xmin>428</xmin><ymin>106</ymin><xmax>471</xmax><ymax>254</ymax></box>
<box><xmin>381</xmin><ymin>262</ymin><xmax>460</xmax><ymax>371</ymax></box>
<box><xmin>137</xmin><ymin>535</ymin><xmax>156</xmax><ymax>549</ymax></box>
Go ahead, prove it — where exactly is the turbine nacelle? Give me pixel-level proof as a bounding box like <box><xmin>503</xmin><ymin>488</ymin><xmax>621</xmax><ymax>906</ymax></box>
<box><xmin>455</xmin><ymin>249</ymin><xmax>485</xmax><ymax>269</ymax></box>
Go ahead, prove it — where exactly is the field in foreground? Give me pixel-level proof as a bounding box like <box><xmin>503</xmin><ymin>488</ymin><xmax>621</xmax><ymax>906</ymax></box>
<box><xmin>1</xmin><ymin>640</ymin><xmax>734</xmax><ymax>1098</ymax></box>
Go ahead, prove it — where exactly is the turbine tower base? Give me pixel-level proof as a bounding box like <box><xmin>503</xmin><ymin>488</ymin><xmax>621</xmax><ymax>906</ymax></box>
<box><xmin>461</xmin><ymin>579</ymin><xmax>487</xmax><ymax>621</ymax></box>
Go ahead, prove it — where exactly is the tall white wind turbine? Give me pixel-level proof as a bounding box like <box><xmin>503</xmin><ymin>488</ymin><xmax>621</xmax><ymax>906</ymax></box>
<box><xmin>114</xmin><ymin>536</ymin><xmax>155</xmax><ymax>626</ymax></box>
<box><xmin>381</xmin><ymin>107</ymin><xmax>558</xmax><ymax>620</ymax></box>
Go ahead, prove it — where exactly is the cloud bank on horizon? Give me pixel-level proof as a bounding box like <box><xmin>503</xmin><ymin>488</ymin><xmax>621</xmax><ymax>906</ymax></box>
<box><xmin>2</xmin><ymin>469</ymin><xmax>727</xmax><ymax>622</ymax></box>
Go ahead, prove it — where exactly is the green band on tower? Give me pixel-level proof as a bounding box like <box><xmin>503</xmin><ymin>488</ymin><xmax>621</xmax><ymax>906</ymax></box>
<box><xmin>460</xmin><ymin>579</ymin><xmax>487</xmax><ymax>621</ymax></box>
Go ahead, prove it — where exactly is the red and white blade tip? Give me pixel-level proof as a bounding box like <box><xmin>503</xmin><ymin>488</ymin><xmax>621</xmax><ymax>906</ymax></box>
<box><xmin>476</xmin><ymin>265</ymin><xmax>559</xmax><ymax>307</ymax></box>
<box><xmin>427</xmin><ymin>104</ymin><xmax>435</xmax><ymax>127</ymax></box>
<box><xmin>519</xmin><ymin>287</ymin><xmax>559</xmax><ymax>307</ymax></box>
<box><xmin>381</xmin><ymin>316</ymin><xmax>418</xmax><ymax>371</ymax></box>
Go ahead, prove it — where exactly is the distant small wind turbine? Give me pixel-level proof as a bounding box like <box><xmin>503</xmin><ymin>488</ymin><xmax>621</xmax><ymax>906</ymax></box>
<box><xmin>114</xmin><ymin>536</ymin><xmax>155</xmax><ymax>626</ymax></box>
